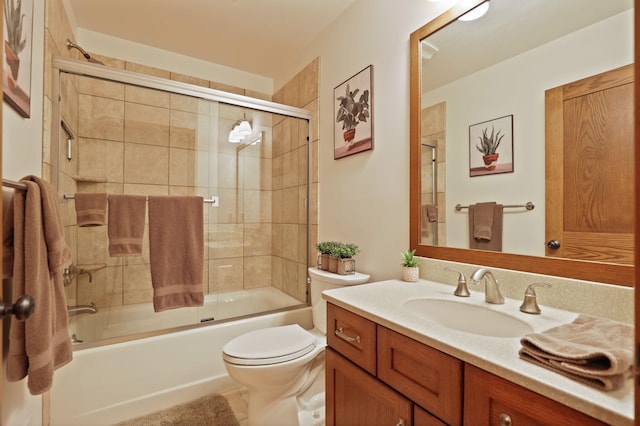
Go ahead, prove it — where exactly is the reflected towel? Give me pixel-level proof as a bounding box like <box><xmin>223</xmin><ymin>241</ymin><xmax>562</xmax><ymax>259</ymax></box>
<box><xmin>3</xmin><ymin>176</ymin><xmax>73</xmax><ymax>395</ymax></box>
<box><xmin>519</xmin><ymin>314</ymin><xmax>633</xmax><ymax>391</ymax></box>
<box><xmin>421</xmin><ymin>204</ymin><xmax>437</xmax><ymax>240</ymax></box>
<box><xmin>74</xmin><ymin>193</ymin><xmax>107</xmax><ymax>227</ymax></box>
<box><xmin>108</xmin><ymin>194</ymin><xmax>147</xmax><ymax>256</ymax></box>
<box><xmin>148</xmin><ymin>196</ymin><xmax>204</xmax><ymax>312</ymax></box>
<box><xmin>469</xmin><ymin>202</ymin><xmax>503</xmax><ymax>251</ymax></box>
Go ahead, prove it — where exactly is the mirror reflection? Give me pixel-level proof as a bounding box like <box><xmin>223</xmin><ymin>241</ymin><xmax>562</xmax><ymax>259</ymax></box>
<box><xmin>417</xmin><ymin>0</ymin><xmax>633</xmax><ymax>263</ymax></box>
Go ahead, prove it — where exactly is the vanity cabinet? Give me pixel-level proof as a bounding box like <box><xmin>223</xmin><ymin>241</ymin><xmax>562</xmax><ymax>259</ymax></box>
<box><xmin>326</xmin><ymin>302</ymin><xmax>607</xmax><ymax>426</ymax></box>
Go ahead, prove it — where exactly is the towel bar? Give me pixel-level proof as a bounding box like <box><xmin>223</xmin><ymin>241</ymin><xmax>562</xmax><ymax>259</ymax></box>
<box><xmin>455</xmin><ymin>201</ymin><xmax>534</xmax><ymax>212</ymax></box>
<box><xmin>63</xmin><ymin>194</ymin><xmax>219</xmax><ymax>205</ymax></box>
<box><xmin>2</xmin><ymin>178</ymin><xmax>27</xmax><ymax>190</ymax></box>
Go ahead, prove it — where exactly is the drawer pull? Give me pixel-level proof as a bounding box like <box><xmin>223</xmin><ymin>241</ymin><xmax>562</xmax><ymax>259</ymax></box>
<box><xmin>395</xmin><ymin>419</ymin><xmax>405</xmax><ymax>426</ymax></box>
<box><xmin>499</xmin><ymin>413</ymin><xmax>512</xmax><ymax>426</ymax></box>
<box><xmin>335</xmin><ymin>326</ymin><xmax>361</xmax><ymax>343</ymax></box>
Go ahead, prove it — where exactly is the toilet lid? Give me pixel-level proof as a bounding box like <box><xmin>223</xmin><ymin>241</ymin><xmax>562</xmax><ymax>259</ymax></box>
<box><xmin>223</xmin><ymin>324</ymin><xmax>317</xmax><ymax>366</ymax></box>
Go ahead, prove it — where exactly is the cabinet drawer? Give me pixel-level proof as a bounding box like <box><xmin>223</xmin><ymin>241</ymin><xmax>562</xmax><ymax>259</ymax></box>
<box><xmin>377</xmin><ymin>326</ymin><xmax>463</xmax><ymax>426</ymax></box>
<box><xmin>464</xmin><ymin>364</ymin><xmax>607</xmax><ymax>425</ymax></box>
<box><xmin>327</xmin><ymin>303</ymin><xmax>377</xmax><ymax>375</ymax></box>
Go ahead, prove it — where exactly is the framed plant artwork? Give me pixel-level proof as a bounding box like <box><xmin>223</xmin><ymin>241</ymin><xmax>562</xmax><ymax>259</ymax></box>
<box><xmin>469</xmin><ymin>114</ymin><xmax>513</xmax><ymax>177</ymax></box>
<box><xmin>3</xmin><ymin>0</ymin><xmax>34</xmax><ymax>118</ymax></box>
<box><xmin>333</xmin><ymin>65</ymin><xmax>373</xmax><ymax>159</ymax></box>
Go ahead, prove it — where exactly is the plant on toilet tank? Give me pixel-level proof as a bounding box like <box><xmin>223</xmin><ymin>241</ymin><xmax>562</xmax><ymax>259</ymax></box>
<box><xmin>401</xmin><ymin>249</ymin><xmax>420</xmax><ymax>282</ymax></box>
<box><xmin>316</xmin><ymin>241</ymin><xmax>359</xmax><ymax>275</ymax></box>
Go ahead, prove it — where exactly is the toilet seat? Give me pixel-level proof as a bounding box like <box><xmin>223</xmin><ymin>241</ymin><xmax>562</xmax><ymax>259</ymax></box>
<box><xmin>223</xmin><ymin>324</ymin><xmax>318</xmax><ymax>366</ymax></box>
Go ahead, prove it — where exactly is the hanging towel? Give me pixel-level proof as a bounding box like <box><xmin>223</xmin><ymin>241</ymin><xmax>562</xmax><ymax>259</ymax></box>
<box><xmin>469</xmin><ymin>202</ymin><xmax>503</xmax><ymax>251</ymax></box>
<box><xmin>421</xmin><ymin>204</ymin><xmax>438</xmax><ymax>240</ymax></box>
<box><xmin>519</xmin><ymin>314</ymin><xmax>633</xmax><ymax>391</ymax></box>
<box><xmin>107</xmin><ymin>194</ymin><xmax>147</xmax><ymax>256</ymax></box>
<box><xmin>74</xmin><ymin>193</ymin><xmax>107</xmax><ymax>227</ymax></box>
<box><xmin>2</xmin><ymin>176</ymin><xmax>73</xmax><ymax>395</ymax></box>
<box><xmin>148</xmin><ymin>196</ymin><xmax>204</xmax><ymax>312</ymax></box>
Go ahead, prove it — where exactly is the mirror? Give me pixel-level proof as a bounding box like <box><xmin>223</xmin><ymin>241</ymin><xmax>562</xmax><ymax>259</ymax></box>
<box><xmin>410</xmin><ymin>0</ymin><xmax>634</xmax><ymax>286</ymax></box>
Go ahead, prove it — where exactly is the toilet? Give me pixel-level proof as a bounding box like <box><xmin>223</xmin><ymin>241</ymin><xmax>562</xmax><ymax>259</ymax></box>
<box><xmin>222</xmin><ymin>267</ymin><xmax>370</xmax><ymax>426</ymax></box>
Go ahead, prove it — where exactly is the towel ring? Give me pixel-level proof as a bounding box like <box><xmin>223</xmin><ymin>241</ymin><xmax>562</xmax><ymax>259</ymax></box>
<box><xmin>0</xmin><ymin>295</ymin><xmax>35</xmax><ymax>321</ymax></box>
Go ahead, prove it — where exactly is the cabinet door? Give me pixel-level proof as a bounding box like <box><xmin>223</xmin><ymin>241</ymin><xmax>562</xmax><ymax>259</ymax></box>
<box><xmin>464</xmin><ymin>364</ymin><xmax>607</xmax><ymax>425</ymax></box>
<box><xmin>326</xmin><ymin>348</ymin><xmax>412</xmax><ymax>426</ymax></box>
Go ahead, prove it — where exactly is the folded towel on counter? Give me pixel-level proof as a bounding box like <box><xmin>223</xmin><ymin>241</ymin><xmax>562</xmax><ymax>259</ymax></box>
<box><xmin>469</xmin><ymin>202</ymin><xmax>503</xmax><ymax>251</ymax></box>
<box><xmin>148</xmin><ymin>196</ymin><xmax>204</xmax><ymax>312</ymax></box>
<box><xmin>519</xmin><ymin>314</ymin><xmax>633</xmax><ymax>391</ymax></box>
<box><xmin>2</xmin><ymin>176</ymin><xmax>73</xmax><ymax>395</ymax></box>
<box><xmin>74</xmin><ymin>193</ymin><xmax>107</xmax><ymax>226</ymax></box>
<box><xmin>107</xmin><ymin>194</ymin><xmax>147</xmax><ymax>256</ymax></box>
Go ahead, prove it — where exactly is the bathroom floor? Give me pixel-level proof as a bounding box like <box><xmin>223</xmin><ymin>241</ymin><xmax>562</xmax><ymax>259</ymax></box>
<box><xmin>222</xmin><ymin>387</ymin><xmax>249</xmax><ymax>425</ymax></box>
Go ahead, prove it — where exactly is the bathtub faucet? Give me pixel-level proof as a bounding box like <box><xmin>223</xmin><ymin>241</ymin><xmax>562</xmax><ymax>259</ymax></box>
<box><xmin>67</xmin><ymin>302</ymin><xmax>98</xmax><ymax>317</ymax></box>
<box><xmin>63</xmin><ymin>264</ymin><xmax>93</xmax><ymax>286</ymax></box>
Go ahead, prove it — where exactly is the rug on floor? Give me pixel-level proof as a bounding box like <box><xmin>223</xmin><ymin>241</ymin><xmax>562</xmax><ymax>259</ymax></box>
<box><xmin>115</xmin><ymin>393</ymin><xmax>239</xmax><ymax>426</ymax></box>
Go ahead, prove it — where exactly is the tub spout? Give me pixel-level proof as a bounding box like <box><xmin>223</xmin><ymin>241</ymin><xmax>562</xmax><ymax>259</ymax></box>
<box><xmin>67</xmin><ymin>302</ymin><xmax>98</xmax><ymax>317</ymax></box>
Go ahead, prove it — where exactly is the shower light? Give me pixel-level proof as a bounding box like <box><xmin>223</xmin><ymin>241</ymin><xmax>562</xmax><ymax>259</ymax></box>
<box><xmin>458</xmin><ymin>1</ymin><xmax>490</xmax><ymax>21</ymax></box>
<box><xmin>228</xmin><ymin>126</ymin><xmax>243</xmax><ymax>143</ymax></box>
<box><xmin>228</xmin><ymin>120</ymin><xmax>253</xmax><ymax>143</ymax></box>
<box><xmin>237</xmin><ymin>120</ymin><xmax>252</xmax><ymax>136</ymax></box>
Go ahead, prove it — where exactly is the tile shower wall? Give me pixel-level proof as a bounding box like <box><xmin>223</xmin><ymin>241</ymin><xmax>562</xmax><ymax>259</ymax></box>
<box><xmin>43</xmin><ymin>0</ymin><xmax>319</xmax><ymax>310</ymax></box>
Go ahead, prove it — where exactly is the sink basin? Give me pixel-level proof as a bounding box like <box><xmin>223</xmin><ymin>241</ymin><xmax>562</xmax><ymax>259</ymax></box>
<box><xmin>403</xmin><ymin>298</ymin><xmax>534</xmax><ymax>338</ymax></box>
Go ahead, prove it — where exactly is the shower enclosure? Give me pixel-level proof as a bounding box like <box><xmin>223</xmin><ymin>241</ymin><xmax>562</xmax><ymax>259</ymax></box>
<box><xmin>51</xmin><ymin>57</ymin><xmax>313</xmax><ymax>345</ymax></box>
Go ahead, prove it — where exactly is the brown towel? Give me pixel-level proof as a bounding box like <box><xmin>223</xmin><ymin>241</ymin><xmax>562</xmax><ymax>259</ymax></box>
<box><xmin>469</xmin><ymin>202</ymin><xmax>503</xmax><ymax>251</ymax></box>
<box><xmin>423</xmin><ymin>204</ymin><xmax>437</xmax><ymax>222</ymax></box>
<box><xmin>108</xmin><ymin>194</ymin><xmax>147</xmax><ymax>256</ymax></box>
<box><xmin>148</xmin><ymin>196</ymin><xmax>204</xmax><ymax>312</ymax></box>
<box><xmin>74</xmin><ymin>193</ymin><xmax>107</xmax><ymax>226</ymax></box>
<box><xmin>519</xmin><ymin>314</ymin><xmax>633</xmax><ymax>391</ymax></box>
<box><xmin>2</xmin><ymin>176</ymin><xmax>73</xmax><ymax>395</ymax></box>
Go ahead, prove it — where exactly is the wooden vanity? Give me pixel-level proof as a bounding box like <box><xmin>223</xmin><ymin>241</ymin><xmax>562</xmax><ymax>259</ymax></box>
<box><xmin>323</xmin><ymin>280</ymin><xmax>632</xmax><ymax>425</ymax></box>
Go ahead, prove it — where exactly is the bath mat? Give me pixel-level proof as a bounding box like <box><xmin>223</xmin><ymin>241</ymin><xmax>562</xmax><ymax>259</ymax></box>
<box><xmin>114</xmin><ymin>394</ymin><xmax>239</xmax><ymax>426</ymax></box>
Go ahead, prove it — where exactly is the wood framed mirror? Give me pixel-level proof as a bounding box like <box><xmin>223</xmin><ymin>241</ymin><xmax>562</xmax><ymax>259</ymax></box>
<box><xmin>409</xmin><ymin>0</ymin><xmax>634</xmax><ymax>286</ymax></box>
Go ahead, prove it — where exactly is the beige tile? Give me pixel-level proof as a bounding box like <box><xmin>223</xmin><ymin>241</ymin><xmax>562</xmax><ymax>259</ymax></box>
<box><xmin>271</xmin><ymin>223</ymin><xmax>283</xmax><ymax>257</ymax></box>
<box><xmin>123</xmin><ymin>184</ymin><xmax>168</xmax><ymax>196</ymax></box>
<box><xmin>297</xmin><ymin>146</ymin><xmax>307</xmax><ymax>185</ymax></box>
<box><xmin>125</xmin><ymin>85</ymin><xmax>170</xmax><ymax>108</ymax></box>
<box><xmin>210</xmin><ymin>82</ymin><xmax>244</xmax><ymax>96</ymax></box>
<box><xmin>282</xmin><ymin>150</ymin><xmax>298</xmax><ymax>189</ymax></box>
<box><xmin>244</xmin><ymin>156</ymin><xmax>272</xmax><ymax>190</ymax></box>
<box><xmin>272</xmin><ymin>189</ymin><xmax>283</xmax><ymax>224</ymax></box>
<box><xmin>124</xmin><ymin>102</ymin><xmax>170</xmax><ymax>146</ymax></box>
<box><xmin>311</xmin><ymin>140</ymin><xmax>319</xmax><ymax>183</ymax></box>
<box><xmin>272</xmin><ymin>155</ymin><xmax>283</xmax><ymax>191</ymax></box>
<box><xmin>243</xmin><ymin>256</ymin><xmax>272</xmax><ymax>289</ymax></box>
<box><xmin>170</xmin><ymin>93</ymin><xmax>199</xmax><ymax>113</ymax></box>
<box><xmin>77</xmin><ymin>138</ymin><xmax>124</xmax><ymax>182</ymax></box>
<box><xmin>77</xmin><ymin>265</ymin><xmax>124</xmax><ymax>308</ymax></box>
<box><xmin>209</xmin><ymin>258</ymin><xmax>244</xmax><ymax>293</ymax></box>
<box><xmin>298</xmin><ymin>224</ymin><xmax>308</xmax><ymax>264</ymax></box>
<box><xmin>170</xmin><ymin>110</ymin><xmax>198</xmax><ymax>149</ymax></box>
<box><xmin>271</xmin><ymin>256</ymin><xmax>283</xmax><ymax>291</ymax></box>
<box><xmin>209</xmin><ymin>224</ymin><xmax>244</xmax><ymax>259</ymax></box>
<box><xmin>216</xmin><ymin>188</ymin><xmax>242</xmax><ymax>225</ymax></box>
<box><xmin>298</xmin><ymin>185</ymin><xmax>307</xmax><ymax>225</ymax></box>
<box><xmin>282</xmin><ymin>259</ymin><xmax>299</xmax><ymax>298</ymax></box>
<box><xmin>79</xmin><ymin>75</ymin><xmax>125</xmax><ymax>100</ymax></box>
<box><xmin>123</xmin><ymin>263</ymin><xmax>153</xmax><ymax>304</ymax></box>
<box><xmin>78</xmin><ymin>94</ymin><xmax>124</xmax><ymax>141</ymax></box>
<box><xmin>282</xmin><ymin>187</ymin><xmax>298</xmax><ymax>224</ymax></box>
<box><xmin>281</xmin><ymin>76</ymin><xmax>299</xmax><ymax>107</ymax></box>
<box><xmin>306</xmin><ymin>99</ymin><xmax>320</xmax><ymax>143</ymax></box>
<box><xmin>244</xmin><ymin>190</ymin><xmax>272</xmax><ymax>223</ymax></box>
<box><xmin>124</xmin><ymin>144</ymin><xmax>169</xmax><ymax>185</ymax></box>
<box><xmin>272</xmin><ymin>120</ymin><xmax>284</xmax><ymax>158</ymax></box>
<box><xmin>244</xmin><ymin>223</ymin><xmax>272</xmax><ymax>256</ymax></box>
<box><xmin>296</xmin><ymin>262</ymin><xmax>308</xmax><ymax>302</ymax></box>
<box><xmin>77</xmin><ymin>226</ymin><xmax>118</xmax><ymax>266</ymax></box>
<box><xmin>218</xmin><ymin>152</ymin><xmax>238</xmax><ymax>189</ymax></box>
<box><xmin>60</xmin><ymin>73</ymin><xmax>79</xmax><ymax>131</ymax></box>
<box><xmin>170</xmin><ymin>72</ymin><xmax>209</xmax><ymax>89</ymax></box>
<box><xmin>169</xmin><ymin>148</ymin><xmax>196</xmax><ymax>187</ymax></box>
<box><xmin>310</xmin><ymin>183</ymin><xmax>318</xmax><ymax>225</ymax></box>
<box><xmin>125</xmin><ymin>62</ymin><xmax>171</xmax><ymax>79</ymax></box>
<box><xmin>282</xmin><ymin>224</ymin><xmax>298</xmax><ymax>261</ymax></box>
<box><xmin>298</xmin><ymin>58</ymin><xmax>319</xmax><ymax>107</ymax></box>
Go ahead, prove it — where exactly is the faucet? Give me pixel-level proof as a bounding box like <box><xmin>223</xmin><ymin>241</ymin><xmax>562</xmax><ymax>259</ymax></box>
<box><xmin>67</xmin><ymin>302</ymin><xmax>98</xmax><ymax>317</ymax></box>
<box><xmin>63</xmin><ymin>265</ymin><xmax>93</xmax><ymax>287</ymax></box>
<box><xmin>469</xmin><ymin>268</ymin><xmax>505</xmax><ymax>304</ymax></box>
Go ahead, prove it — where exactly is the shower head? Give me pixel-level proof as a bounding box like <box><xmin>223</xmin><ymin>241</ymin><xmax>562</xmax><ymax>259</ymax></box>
<box><xmin>65</xmin><ymin>39</ymin><xmax>104</xmax><ymax>65</ymax></box>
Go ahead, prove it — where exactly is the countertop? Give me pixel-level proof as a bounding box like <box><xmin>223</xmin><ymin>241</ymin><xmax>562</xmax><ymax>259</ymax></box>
<box><xmin>322</xmin><ymin>279</ymin><xmax>633</xmax><ymax>425</ymax></box>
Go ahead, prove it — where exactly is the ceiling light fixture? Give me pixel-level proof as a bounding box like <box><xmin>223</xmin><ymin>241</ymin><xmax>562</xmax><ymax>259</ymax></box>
<box><xmin>458</xmin><ymin>1</ymin><xmax>490</xmax><ymax>21</ymax></box>
<box><xmin>228</xmin><ymin>120</ymin><xmax>253</xmax><ymax>143</ymax></box>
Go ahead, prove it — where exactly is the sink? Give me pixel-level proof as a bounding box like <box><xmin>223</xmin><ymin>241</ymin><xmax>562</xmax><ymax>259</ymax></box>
<box><xmin>403</xmin><ymin>298</ymin><xmax>534</xmax><ymax>338</ymax></box>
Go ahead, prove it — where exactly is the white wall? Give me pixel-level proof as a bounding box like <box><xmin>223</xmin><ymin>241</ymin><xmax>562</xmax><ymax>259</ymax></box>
<box><xmin>423</xmin><ymin>10</ymin><xmax>633</xmax><ymax>256</ymax></box>
<box><xmin>2</xmin><ymin>0</ymin><xmax>46</xmax><ymax>423</ymax></box>
<box><xmin>276</xmin><ymin>0</ymin><xmax>458</xmax><ymax>281</ymax></box>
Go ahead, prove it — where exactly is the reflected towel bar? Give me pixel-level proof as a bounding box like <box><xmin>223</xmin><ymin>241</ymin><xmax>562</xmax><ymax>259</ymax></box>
<box><xmin>455</xmin><ymin>202</ymin><xmax>534</xmax><ymax>212</ymax></box>
<box><xmin>63</xmin><ymin>194</ymin><xmax>219</xmax><ymax>205</ymax></box>
<box><xmin>2</xmin><ymin>178</ymin><xmax>28</xmax><ymax>190</ymax></box>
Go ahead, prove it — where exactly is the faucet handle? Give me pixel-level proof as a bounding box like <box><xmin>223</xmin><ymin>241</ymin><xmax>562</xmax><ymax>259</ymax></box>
<box><xmin>519</xmin><ymin>283</ymin><xmax>551</xmax><ymax>314</ymax></box>
<box><xmin>445</xmin><ymin>268</ymin><xmax>470</xmax><ymax>297</ymax></box>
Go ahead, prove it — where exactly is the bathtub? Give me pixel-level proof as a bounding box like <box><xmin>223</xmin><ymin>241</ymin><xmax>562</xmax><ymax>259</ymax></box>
<box><xmin>51</xmin><ymin>293</ymin><xmax>311</xmax><ymax>425</ymax></box>
<box><xmin>68</xmin><ymin>286</ymin><xmax>303</xmax><ymax>343</ymax></box>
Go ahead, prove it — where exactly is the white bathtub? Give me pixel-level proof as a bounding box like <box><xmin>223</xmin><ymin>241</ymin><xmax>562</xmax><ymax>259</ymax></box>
<box><xmin>69</xmin><ymin>286</ymin><xmax>302</xmax><ymax>343</ymax></box>
<box><xmin>51</xmin><ymin>295</ymin><xmax>311</xmax><ymax>425</ymax></box>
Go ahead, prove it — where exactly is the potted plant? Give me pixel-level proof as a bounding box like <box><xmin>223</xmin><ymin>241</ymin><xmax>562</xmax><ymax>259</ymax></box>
<box><xmin>316</xmin><ymin>241</ymin><xmax>359</xmax><ymax>275</ymax></box>
<box><xmin>4</xmin><ymin>0</ymin><xmax>27</xmax><ymax>82</ymax></box>
<box><xmin>335</xmin><ymin>84</ymin><xmax>370</xmax><ymax>149</ymax></box>
<box><xmin>475</xmin><ymin>126</ymin><xmax>504</xmax><ymax>170</ymax></box>
<box><xmin>401</xmin><ymin>249</ymin><xmax>420</xmax><ymax>282</ymax></box>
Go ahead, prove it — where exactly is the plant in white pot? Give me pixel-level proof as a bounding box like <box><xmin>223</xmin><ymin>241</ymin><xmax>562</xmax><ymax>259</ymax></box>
<box><xmin>401</xmin><ymin>249</ymin><xmax>420</xmax><ymax>282</ymax></box>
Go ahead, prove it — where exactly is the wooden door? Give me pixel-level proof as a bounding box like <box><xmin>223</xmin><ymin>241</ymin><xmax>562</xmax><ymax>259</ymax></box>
<box><xmin>545</xmin><ymin>65</ymin><xmax>634</xmax><ymax>264</ymax></box>
<box><xmin>326</xmin><ymin>348</ymin><xmax>412</xmax><ymax>426</ymax></box>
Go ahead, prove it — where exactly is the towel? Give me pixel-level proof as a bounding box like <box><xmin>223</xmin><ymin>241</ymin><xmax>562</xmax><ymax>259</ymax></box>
<box><xmin>148</xmin><ymin>196</ymin><xmax>204</xmax><ymax>312</ymax></box>
<box><xmin>421</xmin><ymin>204</ymin><xmax>438</xmax><ymax>241</ymax></box>
<box><xmin>469</xmin><ymin>202</ymin><xmax>503</xmax><ymax>251</ymax></box>
<box><xmin>74</xmin><ymin>193</ymin><xmax>107</xmax><ymax>226</ymax></box>
<box><xmin>2</xmin><ymin>176</ymin><xmax>73</xmax><ymax>395</ymax></box>
<box><xmin>519</xmin><ymin>314</ymin><xmax>633</xmax><ymax>391</ymax></box>
<box><xmin>107</xmin><ymin>194</ymin><xmax>147</xmax><ymax>256</ymax></box>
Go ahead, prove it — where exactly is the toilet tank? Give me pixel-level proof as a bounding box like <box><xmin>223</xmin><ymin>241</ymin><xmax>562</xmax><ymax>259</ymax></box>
<box><xmin>308</xmin><ymin>267</ymin><xmax>370</xmax><ymax>334</ymax></box>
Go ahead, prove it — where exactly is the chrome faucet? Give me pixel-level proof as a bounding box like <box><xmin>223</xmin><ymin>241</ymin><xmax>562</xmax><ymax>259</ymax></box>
<box><xmin>470</xmin><ymin>268</ymin><xmax>505</xmax><ymax>304</ymax></box>
<box><xmin>63</xmin><ymin>265</ymin><xmax>93</xmax><ymax>287</ymax></box>
<box><xmin>67</xmin><ymin>302</ymin><xmax>98</xmax><ymax>317</ymax></box>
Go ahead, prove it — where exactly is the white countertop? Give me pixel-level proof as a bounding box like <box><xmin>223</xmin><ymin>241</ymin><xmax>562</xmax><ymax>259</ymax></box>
<box><xmin>322</xmin><ymin>279</ymin><xmax>633</xmax><ymax>425</ymax></box>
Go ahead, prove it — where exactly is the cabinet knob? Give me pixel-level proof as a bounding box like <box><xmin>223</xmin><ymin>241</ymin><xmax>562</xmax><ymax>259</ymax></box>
<box><xmin>546</xmin><ymin>239</ymin><xmax>561</xmax><ymax>249</ymax></box>
<box><xmin>499</xmin><ymin>413</ymin><xmax>512</xmax><ymax>426</ymax></box>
